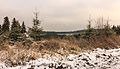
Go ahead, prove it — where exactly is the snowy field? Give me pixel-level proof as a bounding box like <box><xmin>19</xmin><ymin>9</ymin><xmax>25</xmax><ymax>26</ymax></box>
<box><xmin>1</xmin><ymin>48</ymin><xmax>120</xmax><ymax>69</ymax></box>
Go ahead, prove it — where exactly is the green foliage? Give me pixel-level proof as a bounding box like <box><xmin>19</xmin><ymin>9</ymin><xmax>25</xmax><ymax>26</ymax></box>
<box><xmin>2</xmin><ymin>17</ymin><xmax>10</xmax><ymax>32</ymax></box>
<box><xmin>84</xmin><ymin>23</ymin><xmax>95</xmax><ymax>38</ymax></box>
<box><xmin>95</xmin><ymin>23</ymin><xmax>115</xmax><ymax>36</ymax></box>
<box><xmin>112</xmin><ymin>25</ymin><xmax>117</xmax><ymax>31</ymax></box>
<box><xmin>28</xmin><ymin>12</ymin><xmax>43</xmax><ymax>40</ymax></box>
<box><xmin>112</xmin><ymin>25</ymin><xmax>120</xmax><ymax>35</ymax></box>
<box><xmin>0</xmin><ymin>15</ymin><xmax>119</xmax><ymax>41</ymax></box>
<box><xmin>11</xmin><ymin>18</ymin><xmax>21</xmax><ymax>31</ymax></box>
<box><xmin>9</xmin><ymin>18</ymin><xmax>21</xmax><ymax>41</ymax></box>
<box><xmin>83</xmin><ymin>18</ymin><xmax>115</xmax><ymax>38</ymax></box>
<box><xmin>9</xmin><ymin>28</ymin><xmax>21</xmax><ymax>41</ymax></box>
<box><xmin>21</xmin><ymin>22</ymin><xmax>26</xmax><ymax>33</ymax></box>
<box><xmin>103</xmin><ymin>23</ymin><xmax>115</xmax><ymax>36</ymax></box>
<box><xmin>29</xmin><ymin>26</ymin><xmax>43</xmax><ymax>40</ymax></box>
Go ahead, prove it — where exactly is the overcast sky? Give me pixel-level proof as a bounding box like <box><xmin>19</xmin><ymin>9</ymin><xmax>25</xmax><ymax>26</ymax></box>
<box><xmin>0</xmin><ymin>0</ymin><xmax>120</xmax><ymax>31</ymax></box>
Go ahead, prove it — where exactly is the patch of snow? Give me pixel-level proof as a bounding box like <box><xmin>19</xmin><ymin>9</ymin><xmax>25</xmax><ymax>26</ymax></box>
<box><xmin>0</xmin><ymin>62</ymin><xmax>7</xmax><ymax>69</ymax></box>
<box><xmin>1</xmin><ymin>48</ymin><xmax>120</xmax><ymax>69</ymax></box>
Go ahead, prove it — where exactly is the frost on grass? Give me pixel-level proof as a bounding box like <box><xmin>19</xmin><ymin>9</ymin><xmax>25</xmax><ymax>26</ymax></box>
<box><xmin>1</xmin><ymin>48</ymin><xmax>120</xmax><ymax>69</ymax></box>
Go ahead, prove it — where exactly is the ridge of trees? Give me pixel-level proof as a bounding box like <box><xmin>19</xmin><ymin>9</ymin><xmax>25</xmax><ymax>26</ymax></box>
<box><xmin>0</xmin><ymin>15</ymin><xmax>120</xmax><ymax>41</ymax></box>
<box><xmin>83</xmin><ymin>17</ymin><xmax>116</xmax><ymax>38</ymax></box>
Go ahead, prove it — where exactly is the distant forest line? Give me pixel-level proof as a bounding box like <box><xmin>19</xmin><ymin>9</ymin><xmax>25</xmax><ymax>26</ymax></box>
<box><xmin>0</xmin><ymin>12</ymin><xmax>120</xmax><ymax>41</ymax></box>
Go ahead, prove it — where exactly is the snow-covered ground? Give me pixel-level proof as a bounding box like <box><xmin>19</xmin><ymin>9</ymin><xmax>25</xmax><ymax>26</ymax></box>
<box><xmin>1</xmin><ymin>48</ymin><xmax>120</xmax><ymax>69</ymax></box>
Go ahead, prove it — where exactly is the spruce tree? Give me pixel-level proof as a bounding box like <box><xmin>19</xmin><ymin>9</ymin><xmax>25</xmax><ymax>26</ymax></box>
<box><xmin>9</xmin><ymin>18</ymin><xmax>21</xmax><ymax>41</ymax></box>
<box><xmin>21</xmin><ymin>21</ymin><xmax>26</xmax><ymax>33</ymax></box>
<box><xmin>29</xmin><ymin>11</ymin><xmax>43</xmax><ymax>40</ymax></box>
<box><xmin>33</xmin><ymin>12</ymin><xmax>41</xmax><ymax>28</ymax></box>
<box><xmin>2</xmin><ymin>17</ymin><xmax>10</xmax><ymax>32</ymax></box>
<box><xmin>116</xmin><ymin>26</ymin><xmax>120</xmax><ymax>35</ymax></box>
<box><xmin>112</xmin><ymin>25</ymin><xmax>117</xmax><ymax>34</ymax></box>
<box><xmin>11</xmin><ymin>18</ymin><xmax>21</xmax><ymax>31</ymax></box>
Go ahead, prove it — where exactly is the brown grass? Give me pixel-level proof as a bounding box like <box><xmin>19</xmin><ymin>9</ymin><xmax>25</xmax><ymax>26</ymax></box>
<box><xmin>0</xmin><ymin>35</ymin><xmax>120</xmax><ymax>67</ymax></box>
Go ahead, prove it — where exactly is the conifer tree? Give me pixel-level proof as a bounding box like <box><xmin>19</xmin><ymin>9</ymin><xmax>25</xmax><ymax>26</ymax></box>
<box><xmin>112</xmin><ymin>25</ymin><xmax>117</xmax><ymax>31</ymax></box>
<box><xmin>85</xmin><ymin>16</ymin><xmax>94</xmax><ymax>38</ymax></box>
<box><xmin>11</xmin><ymin>18</ymin><xmax>21</xmax><ymax>31</ymax></box>
<box><xmin>29</xmin><ymin>11</ymin><xmax>43</xmax><ymax>40</ymax></box>
<box><xmin>21</xmin><ymin>21</ymin><xmax>26</xmax><ymax>33</ymax></box>
<box><xmin>115</xmin><ymin>26</ymin><xmax>120</xmax><ymax>35</ymax></box>
<box><xmin>2</xmin><ymin>17</ymin><xmax>10</xmax><ymax>32</ymax></box>
<box><xmin>9</xmin><ymin>18</ymin><xmax>21</xmax><ymax>41</ymax></box>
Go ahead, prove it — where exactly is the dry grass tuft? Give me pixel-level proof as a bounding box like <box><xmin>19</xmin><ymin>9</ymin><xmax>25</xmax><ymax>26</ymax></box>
<box><xmin>0</xmin><ymin>35</ymin><xmax>120</xmax><ymax>67</ymax></box>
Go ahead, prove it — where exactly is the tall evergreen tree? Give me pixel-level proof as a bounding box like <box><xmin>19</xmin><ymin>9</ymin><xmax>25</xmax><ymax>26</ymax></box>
<box><xmin>9</xmin><ymin>18</ymin><xmax>21</xmax><ymax>41</ymax></box>
<box><xmin>29</xmin><ymin>11</ymin><xmax>43</xmax><ymax>40</ymax></box>
<box><xmin>2</xmin><ymin>16</ymin><xmax>10</xmax><ymax>32</ymax></box>
<box><xmin>33</xmin><ymin>11</ymin><xmax>41</xmax><ymax>28</ymax></box>
<box><xmin>21</xmin><ymin>21</ymin><xmax>26</xmax><ymax>33</ymax></box>
<box><xmin>11</xmin><ymin>18</ymin><xmax>21</xmax><ymax>31</ymax></box>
